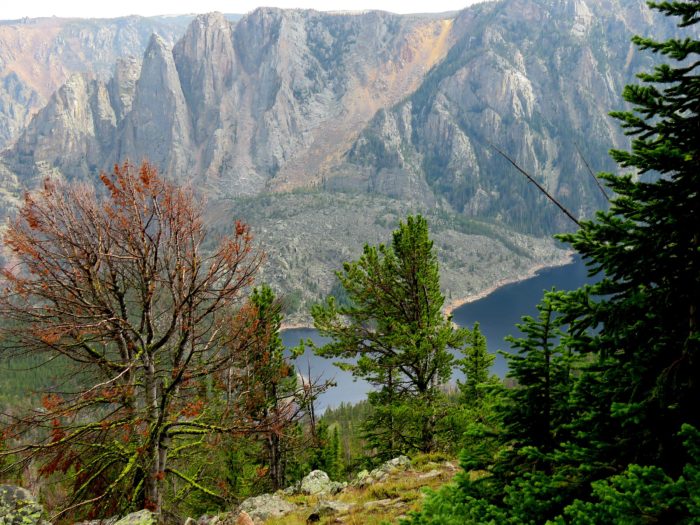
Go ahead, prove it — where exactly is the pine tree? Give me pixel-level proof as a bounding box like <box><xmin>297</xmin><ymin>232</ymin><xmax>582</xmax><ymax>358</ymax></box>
<box><xmin>457</xmin><ymin>323</ymin><xmax>496</xmax><ymax>407</ymax></box>
<box><xmin>312</xmin><ymin>215</ymin><xmax>470</xmax><ymax>454</ymax></box>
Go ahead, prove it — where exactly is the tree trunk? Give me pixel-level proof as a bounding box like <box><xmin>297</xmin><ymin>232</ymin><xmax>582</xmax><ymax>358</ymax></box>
<box><xmin>144</xmin><ymin>357</ymin><xmax>162</xmax><ymax>513</ymax></box>
<box><xmin>268</xmin><ymin>432</ymin><xmax>283</xmax><ymax>490</ymax></box>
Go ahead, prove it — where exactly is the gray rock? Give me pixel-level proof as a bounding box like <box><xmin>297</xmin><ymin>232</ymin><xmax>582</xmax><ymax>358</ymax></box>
<box><xmin>369</xmin><ymin>455</ymin><xmax>411</xmax><ymax>481</ymax></box>
<box><xmin>327</xmin><ymin>481</ymin><xmax>347</xmax><ymax>495</ymax></box>
<box><xmin>3</xmin><ymin>9</ymin><xmax>446</xmax><ymax>198</ymax></box>
<box><xmin>300</xmin><ymin>470</ymin><xmax>332</xmax><ymax>495</ymax></box>
<box><xmin>351</xmin><ymin>469</ymin><xmax>371</xmax><ymax>487</ymax></box>
<box><xmin>0</xmin><ymin>16</ymin><xmax>190</xmax><ymax>150</ymax></box>
<box><xmin>307</xmin><ymin>500</ymin><xmax>353</xmax><ymax>522</ymax></box>
<box><xmin>384</xmin><ymin>455</ymin><xmax>411</xmax><ymax>471</ymax></box>
<box><xmin>280</xmin><ymin>481</ymin><xmax>301</xmax><ymax>495</ymax></box>
<box><xmin>0</xmin><ymin>485</ymin><xmax>46</xmax><ymax>525</ymax></box>
<box><xmin>237</xmin><ymin>493</ymin><xmax>296</xmax><ymax>522</ymax></box>
<box><xmin>113</xmin><ymin>510</ymin><xmax>157</xmax><ymax>525</ymax></box>
<box><xmin>351</xmin><ymin>456</ymin><xmax>411</xmax><ymax>487</ymax></box>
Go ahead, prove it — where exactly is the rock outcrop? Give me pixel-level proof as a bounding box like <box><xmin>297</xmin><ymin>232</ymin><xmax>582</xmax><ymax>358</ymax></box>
<box><xmin>330</xmin><ymin>0</ymin><xmax>678</xmax><ymax>233</ymax></box>
<box><xmin>300</xmin><ymin>470</ymin><xmax>332</xmax><ymax>495</ymax></box>
<box><xmin>236</xmin><ymin>456</ymin><xmax>456</xmax><ymax>524</ymax></box>
<box><xmin>112</xmin><ymin>510</ymin><xmax>156</xmax><ymax>525</ymax></box>
<box><xmin>235</xmin><ymin>493</ymin><xmax>296</xmax><ymax>522</ymax></box>
<box><xmin>0</xmin><ymin>485</ymin><xmax>46</xmax><ymax>525</ymax></box>
<box><xmin>0</xmin><ymin>15</ymin><xmax>194</xmax><ymax>149</ymax></box>
<box><xmin>352</xmin><ymin>455</ymin><xmax>411</xmax><ymax>487</ymax></box>
<box><xmin>306</xmin><ymin>500</ymin><xmax>353</xmax><ymax>522</ymax></box>
<box><xmin>1</xmin><ymin>0</ymin><xmax>684</xmax><ymax>230</ymax></box>
<box><xmin>1</xmin><ymin>9</ymin><xmax>454</xmax><ymax>195</ymax></box>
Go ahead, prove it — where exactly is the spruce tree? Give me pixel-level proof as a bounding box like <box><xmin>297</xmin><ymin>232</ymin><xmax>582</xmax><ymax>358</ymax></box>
<box><xmin>556</xmin><ymin>0</ymin><xmax>700</xmax><ymax>475</ymax></box>
<box><xmin>457</xmin><ymin>323</ymin><xmax>496</xmax><ymax>407</ymax></box>
<box><xmin>502</xmin><ymin>291</ymin><xmax>574</xmax><ymax>455</ymax></box>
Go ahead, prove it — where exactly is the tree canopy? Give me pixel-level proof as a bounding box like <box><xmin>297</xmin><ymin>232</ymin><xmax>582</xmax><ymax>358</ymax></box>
<box><xmin>0</xmin><ymin>162</ymin><xmax>265</xmax><ymax>518</ymax></box>
<box><xmin>312</xmin><ymin>215</ymin><xmax>470</xmax><ymax>455</ymax></box>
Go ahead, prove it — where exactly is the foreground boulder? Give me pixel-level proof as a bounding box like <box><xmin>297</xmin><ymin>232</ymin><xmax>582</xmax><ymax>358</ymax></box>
<box><xmin>300</xmin><ymin>470</ymin><xmax>332</xmax><ymax>495</ymax></box>
<box><xmin>236</xmin><ymin>493</ymin><xmax>296</xmax><ymax>522</ymax></box>
<box><xmin>113</xmin><ymin>510</ymin><xmax>157</xmax><ymax>525</ymax></box>
<box><xmin>0</xmin><ymin>485</ymin><xmax>47</xmax><ymax>525</ymax></box>
<box><xmin>352</xmin><ymin>455</ymin><xmax>411</xmax><ymax>487</ymax></box>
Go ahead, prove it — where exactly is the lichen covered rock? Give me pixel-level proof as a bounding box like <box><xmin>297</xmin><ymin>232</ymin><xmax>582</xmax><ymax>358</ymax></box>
<box><xmin>300</xmin><ymin>470</ymin><xmax>332</xmax><ymax>495</ymax></box>
<box><xmin>236</xmin><ymin>493</ymin><xmax>296</xmax><ymax>522</ymax></box>
<box><xmin>112</xmin><ymin>510</ymin><xmax>156</xmax><ymax>525</ymax></box>
<box><xmin>0</xmin><ymin>485</ymin><xmax>46</xmax><ymax>525</ymax></box>
<box><xmin>352</xmin><ymin>456</ymin><xmax>411</xmax><ymax>486</ymax></box>
<box><xmin>307</xmin><ymin>500</ymin><xmax>353</xmax><ymax>522</ymax></box>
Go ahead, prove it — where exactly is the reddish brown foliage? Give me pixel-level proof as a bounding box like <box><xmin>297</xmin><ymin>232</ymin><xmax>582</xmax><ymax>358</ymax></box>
<box><xmin>0</xmin><ymin>161</ymin><xmax>265</xmax><ymax>519</ymax></box>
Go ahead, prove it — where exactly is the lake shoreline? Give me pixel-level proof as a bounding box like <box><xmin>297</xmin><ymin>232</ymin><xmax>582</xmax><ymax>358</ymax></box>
<box><xmin>442</xmin><ymin>251</ymin><xmax>575</xmax><ymax>318</ymax></box>
<box><xmin>281</xmin><ymin>252</ymin><xmax>576</xmax><ymax>331</ymax></box>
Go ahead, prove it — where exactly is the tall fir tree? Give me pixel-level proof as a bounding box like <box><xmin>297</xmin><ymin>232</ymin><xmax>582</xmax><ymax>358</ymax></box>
<box><xmin>502</xmin><ymin>290</ymin><xmax>574</xmax><ymax>456</ymax></box>
<box><xmin>555</xmin><ymin>0</ymin><xmax>700</xmax><ymax>476</ymax></box>
<box><xmin>457</xmin><ymin>323</ymin><xmax>496</xmax><ymax>407</ymax></box>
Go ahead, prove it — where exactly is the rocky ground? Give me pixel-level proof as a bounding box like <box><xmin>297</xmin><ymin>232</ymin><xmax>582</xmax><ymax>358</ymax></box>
<box><xmin>218</xmin><ymin>190</ymin><xmax>572</xmax><ymax>327</ymax></box>
<box><xmin>0</xmin><ymin>455</ymin><xmax>460</xmax><ymax>525</ymax></box>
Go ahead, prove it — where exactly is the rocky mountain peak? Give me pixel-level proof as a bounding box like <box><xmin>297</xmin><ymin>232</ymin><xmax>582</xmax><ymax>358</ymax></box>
<box><xmin>108</xmin><ymin>56</ymin><xmax>142</xmax><ymax>122</ymax></box>
<box><xmin>2</xmin><ymin>6</ymin><xmax>458</xmax><ymax>198</ymax></box>
<box><xmin>114</xmin><ymin>31</ymin><xmax>192</xmax><ymax>181</ymax></box>
<box><xmin>143</xmin><ymin>33</ymin><xmax>171</xmax><ymax>62</ymax></box>
<box><xmin>0</xmin><ymin>15</ymin><xmax>191</xmax><ymax>150</ymax></box>
<box><xmin>173</xmin><ymin>13</ymin><xmax>236</xmax><ymax>143</ymax></box>
<box><xmin>1</xmin><ymin>0</ymin><xmax>683</xmax><ymax>235</ymax></box>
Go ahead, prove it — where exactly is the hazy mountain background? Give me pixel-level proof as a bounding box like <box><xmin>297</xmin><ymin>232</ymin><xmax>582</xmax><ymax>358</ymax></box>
<box><xmin>0</xmin><ymin>0</ymin><xmax>686</xmax><ymax>322</ymax></box>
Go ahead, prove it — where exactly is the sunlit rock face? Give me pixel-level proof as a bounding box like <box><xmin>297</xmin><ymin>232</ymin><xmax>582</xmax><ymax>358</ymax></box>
<box><xmin>0</xmin><ymin>0</ymin><xmax>681</xmax><ymax>235</ymax></box>
<box><xmin>1</xmin><ymin>9</ymin><xmax>453</xmax><ymax>196</ymax></box>
<box><xmin>0</xmin><ymin>15</ymin><xmax>192</xmax><ymax>150</ymax></box>
<box><xmin>332</xmin><ymin>0</ymin><xmax>672</xmax><ymax>233</ymax></box>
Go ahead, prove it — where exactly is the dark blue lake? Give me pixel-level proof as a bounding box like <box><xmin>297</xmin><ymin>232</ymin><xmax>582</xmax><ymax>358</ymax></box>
<box><xmin>282</xmin><ymin>257</ymin><xmax>593</xmax><ymax>411</ymax></box>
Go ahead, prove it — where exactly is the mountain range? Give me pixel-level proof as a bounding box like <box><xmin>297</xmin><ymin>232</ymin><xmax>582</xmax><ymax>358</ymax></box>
<box><xmin>0</xmin><ymin>0</ymin><xmax>685</xmax><ymax>322</ymax></box>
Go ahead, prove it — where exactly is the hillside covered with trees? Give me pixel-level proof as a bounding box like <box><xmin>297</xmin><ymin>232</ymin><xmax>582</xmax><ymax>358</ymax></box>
<box><xmin>0</xmin><ymin>0</ymin><xmax>698</xmax><ymax>523</ymax></box>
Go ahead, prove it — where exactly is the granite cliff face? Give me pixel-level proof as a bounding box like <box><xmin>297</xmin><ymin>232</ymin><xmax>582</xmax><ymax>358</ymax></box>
<box><xmin>329</xmin><ymin>0</ymin><xmax>680</xmax><ymax>233</ymax></box>
<box><xmin>0</xmin><ymin>15</ymin><xmax>195</xmax><ymax>150</ymax></box>
<box><xmin>0</xmin><ymin>0</ymin><xmax>689</xmax><ymax>316</ymax></box>
<box><xmin>2</xmin><ymin>0</ymin><xmax>683</xmax><ymax>222</ymax></box>
<box><xmin>2</xmin><ymin>9</ymin><xmax>455</xmax><ymax>196</ymax></box>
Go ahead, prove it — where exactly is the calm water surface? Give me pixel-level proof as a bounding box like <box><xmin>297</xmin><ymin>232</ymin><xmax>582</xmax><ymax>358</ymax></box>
<box><xmin>282</xmin><ymin>257</ymin><xmax>594</xmax><ymax>410</ymax></box>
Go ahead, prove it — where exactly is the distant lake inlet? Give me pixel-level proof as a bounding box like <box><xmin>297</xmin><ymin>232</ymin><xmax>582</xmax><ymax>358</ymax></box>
<box><xmin>282</xmin><ymin>257</ymin><xmax>593</xmax><ymax>411</ymax></box>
